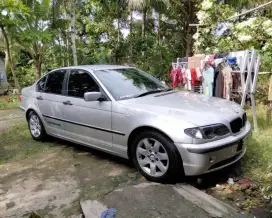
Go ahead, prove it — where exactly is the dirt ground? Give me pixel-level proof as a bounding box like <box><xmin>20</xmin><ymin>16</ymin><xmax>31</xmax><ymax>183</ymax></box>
<box><xmin>0</xmin><ymin>109</ymin><xmax>269</xmax><ymax>218</ymax></box>
<box><xmin>0</xmin><ymin>109</ymin><xmax>139</xmax><ymax>217</ymax></box>
<box><xmin>0</xmin><ymin>109</ymin><xmax>24</xmax><ymax>132</ymax></box>
<box><xmin>0</xmin><ymin>142</ymin><xmax>138</xmax><ymax>218</ymax></box>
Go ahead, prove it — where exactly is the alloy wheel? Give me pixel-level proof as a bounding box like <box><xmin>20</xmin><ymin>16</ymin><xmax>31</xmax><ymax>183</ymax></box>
<box><xmin>136</xmin><ymin>138</ymin><xmax>169</xmax><ymax>177</ymax></box>
<box><xmin>29</xmin><ymin>114</ymin><xmax>41</xmax><ymax>138</ymax></box>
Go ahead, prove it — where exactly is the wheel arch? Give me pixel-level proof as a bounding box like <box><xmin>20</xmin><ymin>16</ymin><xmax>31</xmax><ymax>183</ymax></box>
<box><xmin>127</xmin><ymin>126</ymin><xmax>175</xmax><ymax>160</ymax></box>
<box><xmin>26</xmin><ymin>108</ymin><xmax>36</xmax><ymax>120</ymax></box>
<box><xmin>25</xmin><ymin>108</ymin><xmax>46</xmax><ymax>127</ymax></box>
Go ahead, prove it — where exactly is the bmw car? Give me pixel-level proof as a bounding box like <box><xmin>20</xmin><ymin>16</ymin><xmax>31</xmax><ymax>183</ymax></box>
<box><xmin>20</xmin><ymin>65</ymin><xmax>251</xmax><ymax>182</ymax></box>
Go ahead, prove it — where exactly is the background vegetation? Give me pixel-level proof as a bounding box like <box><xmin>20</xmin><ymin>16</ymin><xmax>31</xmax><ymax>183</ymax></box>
<box><xmin>0</xmin><ymin>0</ymin><xmax>271</xmax><ymax>93</ymax></box>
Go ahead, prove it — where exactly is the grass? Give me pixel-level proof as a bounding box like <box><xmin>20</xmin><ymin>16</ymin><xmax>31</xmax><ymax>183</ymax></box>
<box><xmin>0</xmin><ymin>96</ymin><xmax>20</xmax><ymax>109</ymax></box>
<box><xmin>0</xmin><ymin>121</ymin><xmax>60</xmax><ymax>164</ymax></box>
<box><xmin>242</xmin><ymin>104</ymin><xmax>272</xmax><ymax>195</ymax></box>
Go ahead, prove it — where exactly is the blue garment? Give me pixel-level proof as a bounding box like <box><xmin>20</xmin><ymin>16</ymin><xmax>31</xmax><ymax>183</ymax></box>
<box><xmin>202</xmin><ymin>67</ymin><xmax>214</xmax><ymax>97</ymax></box>
<box><xmin>101</xmin><ymin>208</ymin><xmax>118</xmax><ymax>218</ymax></box>
<box><xmin>226</xmin><ymin>56</ymin><xmax>237</xmax><ymax>65</ymax></box>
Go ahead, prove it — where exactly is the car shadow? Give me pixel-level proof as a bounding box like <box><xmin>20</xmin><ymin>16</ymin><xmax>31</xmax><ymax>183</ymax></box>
<box><xmin>43</xmin><ymin>129</ymin><xmax>264</xmax><ymax>189</ymax></box>
<box><xmin>45</xmin><ymin>136</ymin><xmax>135</xmax><ymax>169</ymax></box>
<box><xmin>182</xmin><ymin>161</ymin><xmax>243</xmax><ymax>189</ymax></box>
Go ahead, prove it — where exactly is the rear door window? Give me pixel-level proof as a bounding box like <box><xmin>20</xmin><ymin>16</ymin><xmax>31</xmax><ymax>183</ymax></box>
<box><xmin>44</xmin><ymin>70</ymin><xmax>66</xmax><ymax>95</ymax></box>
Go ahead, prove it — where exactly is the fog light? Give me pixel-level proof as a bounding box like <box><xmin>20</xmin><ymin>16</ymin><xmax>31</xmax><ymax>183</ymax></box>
<box><xmin>209</xmin><ymin>156</ymin><xmax>216</xmax><ymax>163</ymax></box>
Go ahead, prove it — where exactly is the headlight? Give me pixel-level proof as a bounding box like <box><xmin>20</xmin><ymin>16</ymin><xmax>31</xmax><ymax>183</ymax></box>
<box><xmin>185</xmin><ymin>124</ymin><xmax>229</xmax><ymax>139</ymax></box>
<box><xmin>184</xmin><ymin>128</ymin><xmax>204</xmax><ymax>139</ymax></box>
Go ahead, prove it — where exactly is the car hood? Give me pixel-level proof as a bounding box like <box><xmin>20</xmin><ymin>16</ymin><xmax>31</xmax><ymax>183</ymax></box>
<box><xmin>119</xmin><ymin>91</ymin><xmax>243</xmax><ymax>126</ymax></box>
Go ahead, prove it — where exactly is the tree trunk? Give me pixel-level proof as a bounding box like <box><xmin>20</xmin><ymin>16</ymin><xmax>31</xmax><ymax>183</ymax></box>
<box><xmin>185</xmin><ymin>30</ymin><xmax>192</xmax><ymax>57</ymax></box>
<box><xmin>130</xmin><ymin>11</ymin><xmax>133</xmax><ymax>61</ymax></box>
<box><xmin>70</xmin><ymin>0</ymin><xmax>78</xmax><ymax>66</ymax></box>
<box><xmin>35</xmin><ymin>57</ymin><xmax>42</xmax><ymax>81</ymax></box>
<box><xmin>0</xmin><ymin>25</ymin><xmax>20</xmax><ymax>90</ymax></box>
<box><xmin>141</xmin><ymin>9</ymin><xmax>147</xmax><ymax>57</ymax></box>
<box><xmin>185</xmin><ymin>0</ymin><xmax>193</xmax><ymax>57</ymax></box>
<box><xmin>157</xmin><ymin>12</ymin><xmax>161</xmax><ymax>45</ymax></box>
<box><xmin>66</xmin><ymin>36</ymin><xmax>70</xmax><ymax>66</ymax></box>
<box><xmin>33</xmin><ymin>43</ymin><xmax>42</xmax><ymax>80</ymax></box>
<box><xmin>130</xmin><ymin>12</ymin><xmax>133</xmax><ymax>36</ymax></box>
<box><xmin>142</xmin><ymin>10</ymin><xmax>147</xmax><ymax>38</ymax></box>
<box><xmin>117</xmin><ymin>18</ymin><xmax>120</xmax><ymax>44</ymax></box>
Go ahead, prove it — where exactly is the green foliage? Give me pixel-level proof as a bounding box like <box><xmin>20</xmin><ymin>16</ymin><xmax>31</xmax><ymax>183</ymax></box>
<box><xmin>243</xmin><ymin>104</ymin><xmax>272</xmax><ymax>195</ymax></box>
<box><xmin>0</xmin><ymin>96</ymin><xmax>19</xmax><ymax>109</ymax></box>
<box><xmin>2</xmin><ymin>0</ymin><xmax>271</xmax><ymax>89</ymax></box>
<box><xmin>194</xmin><ymin>0</ymin><xmax>272</xmax><ymax>70</ymax></box>
<box><xmin>1</xmin><ymin>0</ymin><xmax>200</xmax><ymax>86</ymax></box>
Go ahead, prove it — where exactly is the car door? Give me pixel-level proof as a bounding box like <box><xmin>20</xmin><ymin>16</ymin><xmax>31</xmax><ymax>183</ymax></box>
<box><xmin>36</xmin><ymin>69</ymin><xmax>67</xmax><ymax>137</ymax></box>
<box><xmin>61</xmin><ymin>69</ymin><xmax>113</xmax><ymax>151</ymax></box>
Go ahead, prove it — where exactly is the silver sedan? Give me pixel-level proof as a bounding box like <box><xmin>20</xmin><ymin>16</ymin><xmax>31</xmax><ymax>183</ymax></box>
<box><xmin>20</xmin><ymin>65</ymin><xmax>251</xmax><ymax>183</ymax></box>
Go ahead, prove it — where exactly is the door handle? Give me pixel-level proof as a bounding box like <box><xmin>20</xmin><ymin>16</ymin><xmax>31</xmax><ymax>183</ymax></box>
<box><xmin>36</xmin><ymin>96</ymin><xmax>43</xmax><ymax>100</ymax></box>
<box><xmin>63</xmin><ymin>101</ymin><xmax>73</xmax><ymax>105</ymax></box>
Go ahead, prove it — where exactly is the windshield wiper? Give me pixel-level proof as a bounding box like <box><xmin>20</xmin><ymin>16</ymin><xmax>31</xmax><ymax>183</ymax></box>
<box><xmin>135</xmin><ymin>89</ymin><xmax>165</xmax><ymax>98</ymax></box>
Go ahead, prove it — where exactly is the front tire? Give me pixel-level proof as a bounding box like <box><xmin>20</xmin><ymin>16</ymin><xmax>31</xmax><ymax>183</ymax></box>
<box><xmin>28</xmin><ymin>111</ymin><xmax>46</xmax><ymax>141</ymax></box>
<box><xmin>131</xmin><ymin>130</ymin><xmax>184</xmax><ymax>183</ymax></box>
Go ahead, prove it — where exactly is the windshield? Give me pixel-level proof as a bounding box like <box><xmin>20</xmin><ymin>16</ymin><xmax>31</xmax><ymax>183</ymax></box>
<box><xmin>93</xmin><ymin>68</ymin><xmax>167</xmax><ymax>100</ymax></box>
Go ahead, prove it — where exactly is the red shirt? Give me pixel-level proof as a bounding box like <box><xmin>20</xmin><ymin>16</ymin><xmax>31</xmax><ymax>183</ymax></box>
<box><xmin>170</xmin><ymin>69</ymin><xmax>182</xmax><ymax>88</ymax></box>
<box><xmin>190</xmin><ymin>68</ymin><xmax>197</xmax><ymax>86</ymax></box>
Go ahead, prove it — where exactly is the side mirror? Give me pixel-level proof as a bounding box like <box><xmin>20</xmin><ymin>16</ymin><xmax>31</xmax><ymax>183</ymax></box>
<box><xmin>84</xmin><ymin>92</ymin><xmax>103</xmax><ymax>102</ymax></box>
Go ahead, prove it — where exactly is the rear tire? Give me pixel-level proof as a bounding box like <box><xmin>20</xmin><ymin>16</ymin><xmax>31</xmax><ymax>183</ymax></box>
<box><xmin>131</xmin><ymin>130</ymin><xmax>184</xmax><ymax>183</ymax></box>
<box><xmin>27</xmin><ymin>111</ymin><xmax>46</xmax><ymax>141</ymax></box>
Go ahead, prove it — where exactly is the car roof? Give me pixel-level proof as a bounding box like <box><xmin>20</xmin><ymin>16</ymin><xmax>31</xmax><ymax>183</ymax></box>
<box><xmin>53</xmin><ymin>65</ymin><xmax>133</xmax><ymax>72</ymax></box>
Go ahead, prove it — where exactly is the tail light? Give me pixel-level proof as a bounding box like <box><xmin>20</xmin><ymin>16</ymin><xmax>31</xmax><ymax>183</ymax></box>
<box><xmin>19</xmin><ymin>96</ymin><xmax>22</xmax><ymax>102</ymax></box>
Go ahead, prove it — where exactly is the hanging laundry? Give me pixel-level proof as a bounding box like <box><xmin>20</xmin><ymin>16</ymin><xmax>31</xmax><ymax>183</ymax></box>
<box><xmin>213</xmin><ymin>68</ymin><xmax>224</xmax><ymax>98</ymax></box>
<box><xmin>222</xmin><ymin>66</ymin><xmax>233</xmax><ymax>100</ymax></box>
<box><xmin>190</xmin><ymin>68</ymin><xmax>197</xmax><ymax>86</ymax></box>
<box><xmin>170</xmin><ymin>68</ymin><xmax>182</xmax><ymax>88</ymax></box>
<box><xmin>205</xmin><ymin>55</ymin><xmax>215</xmax><ymax>65</ymax></box>
<box><xmin>181</xmin><ymin>68</ymin><xmax>187</xmax><ymax>85</ymax></box>
<box><xmin>232</xmin><ymin>72</ymin><xmax>242</xmax><ymax>92</ymax></box>
<box><xmin>188</xmin><ymin>55</ymin><xmax>205</xmax><ymax>69</ymax></box>
<box><xmin>202</xmin><ymin>66</ymin><xmax>215</xmax><ymax>97</ymax></box>
<box><xmin>213</xmin><ymin>59</ymin><xmax>225</xmax><ymax>97</ymax></box>
<box><xmin>226</xmin><ymin>56</ymin><xmax>237</xmax><ymax>65</ymax></box>
<box><xmin>185</xmin><ymin>69</ymin><xmax>192</xmax><ymax>91</ymax></box>
<box><xmin>196</xmin><ymin>67</ymin><xmax>202</xmax><ymax>81</ymax></box>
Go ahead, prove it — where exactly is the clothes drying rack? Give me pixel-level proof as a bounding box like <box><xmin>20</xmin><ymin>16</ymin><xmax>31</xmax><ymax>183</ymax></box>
<box><xmin>229</xmin><ymin>50</ymin><xmax>260</xmax><ymax>131</ymax></box>
<box><xmin>174</xmin><ymin>49</ymin><xmax>260</xmax><ymax>131</ymax></box>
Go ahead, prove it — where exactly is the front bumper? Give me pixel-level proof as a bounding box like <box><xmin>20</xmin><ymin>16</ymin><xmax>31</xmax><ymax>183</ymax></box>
<box><xmin>175</xmin><ymin>122</ymin><xmax>251</xmax><ymax>176</ymax></box>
